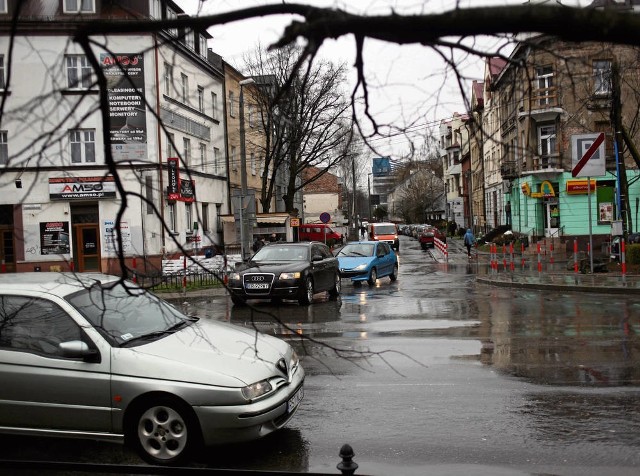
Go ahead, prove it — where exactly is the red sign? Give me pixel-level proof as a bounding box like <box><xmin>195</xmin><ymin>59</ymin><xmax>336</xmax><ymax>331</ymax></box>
<box><xmin>566</xmin><ymin>180</ymin><xmax>597</xmax><ymax>194</ymax></box>
<box><xmin>167</xmin><ymin>157</ymin><xmax>180</xmax><ymax>200</ymax></box>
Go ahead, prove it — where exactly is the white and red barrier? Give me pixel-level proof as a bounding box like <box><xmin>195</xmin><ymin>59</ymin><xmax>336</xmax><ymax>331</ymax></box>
<box><xmin>434</xmin><ymin>237</ymin><xmax>448</xmax><ymax>261</ymax></box>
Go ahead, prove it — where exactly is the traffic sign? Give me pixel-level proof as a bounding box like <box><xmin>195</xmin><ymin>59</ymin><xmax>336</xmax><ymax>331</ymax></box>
<box><xmin>572</xmin><ymin>133</ymin><xmax>605</xmax><ymax>177</ymax></box>
<box><xmin>290</xmin><ymin>217</ymin><xmax>300</xmax><ymax>227</ymax></box>
<box><xmin>319</xmin><ymin>212</ymin><xmax>331</xmax><ymax>223</ymax></box>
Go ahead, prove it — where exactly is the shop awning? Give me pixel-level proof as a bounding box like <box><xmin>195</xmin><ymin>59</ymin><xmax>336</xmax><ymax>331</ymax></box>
<box><xmin>220</xmin><ymin>214</ymin><xmax>290</xmax><ymax>224</ymax></box>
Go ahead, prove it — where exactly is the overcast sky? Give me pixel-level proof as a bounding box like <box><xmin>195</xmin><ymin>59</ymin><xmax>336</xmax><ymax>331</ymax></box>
<box><xmin>175</xmin><ymin>0</ymin><xmax>591</xmax><ymax>157</ymax></box>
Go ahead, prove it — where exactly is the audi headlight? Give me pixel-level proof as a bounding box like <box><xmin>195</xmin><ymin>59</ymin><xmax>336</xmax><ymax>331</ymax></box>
<box><xmin>241</xmin><ymin>379</ymin><xmax>273</xmax><ymax>400</ymax></box>
<box><xmin>229</xmin><ymin>272</ymin><xmax>240</xmax><ymax>281</ymax></box>
<box><xmin>280</xmin><ymin>271</ymin><xmax>301</xmax><ymax>280</ymax></box>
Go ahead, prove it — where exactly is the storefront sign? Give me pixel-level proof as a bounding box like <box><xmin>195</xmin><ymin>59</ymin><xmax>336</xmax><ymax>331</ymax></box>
<box><xmin>167</xmin><ymin>157</ymin><xmax>180</xmax><ymax>200</ymax></box>
<box><xmin>566</xmin><ymin>179</ymin><xmax>597</xmax><ymax>194</ymax></box>
<box><xmin>40</xmin><ymin>222</ymin><xmax>70</xmax><ymax>255</ymax></box>
<box><xmin>531</xmin><ymin>180</ymin><xmax>556</xmax><ymax>198</ymax></box>
<box><xmin>102</xmin><ymin>53</ymin><xmax>147</xmax><ymax>162</ymax></box>
<box><xmin>180</xmin><ymin>179</ymin><xmax>195</xmax><ymax>202</ymax></box>
<box><xmin>49</xmin><ymin>176</ymin><xmax>116</xmax><ymax>200</ymax></box>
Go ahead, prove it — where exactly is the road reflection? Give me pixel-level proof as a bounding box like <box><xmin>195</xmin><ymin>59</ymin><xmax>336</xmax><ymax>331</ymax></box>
<box><xmin>478</xmin><ymin>289</ymin><xmax>640</xmax><ymax>386</ymax></box>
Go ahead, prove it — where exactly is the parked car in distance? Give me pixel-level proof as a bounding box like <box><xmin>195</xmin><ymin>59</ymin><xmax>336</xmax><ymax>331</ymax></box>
<box><xmin>0</xmin><ymin>273</ymin><xmax>304</xmax><ymax>466</ymax></box>
<box><xmin>228</xmin><ymin>241</ymin><xmax>341</xmax><ymax>305</ymax></box>
<box><xmin>367</xmin><ymin>222</ymin><xmax>400</xmax><ymax>251</ymax></box>
<box><xmin>419</xmin><ymin>226</ymin><xmax>447</xmax><ymax>250</ymax></box>
<box><xmin>335</xmin><ymin>240</ymin><xmax>398</xmax><ymax>285</ymax></box>
<box><xmin>298</xmin><ymin>223</ymin><xmax>343</xmax><ymax>244</ymax></box>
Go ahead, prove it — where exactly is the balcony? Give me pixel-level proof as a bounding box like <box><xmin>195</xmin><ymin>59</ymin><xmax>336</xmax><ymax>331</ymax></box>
<box><xmin>532</xmin><ymin>154</ymin><xmax>561</xmax><ymax>171</ymax></box>
<box><xmin>500</xmin><ymin>161</ymin><xmax>518</xmax><ymax>179</ymax></box>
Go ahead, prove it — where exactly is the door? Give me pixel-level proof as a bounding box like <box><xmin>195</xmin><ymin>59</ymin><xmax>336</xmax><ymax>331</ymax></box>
<box><xmin>0</xmin><ymin>228</ymin><xmax>15</xmax><ymax>272</ymax></box>
<box><xmin>545</xmin><ymin>199</ymin><xmax>560</xmax><ymax>237</ymax></box>
<box><xmin>74</xmin><ymin>224</ymin><xmax>101</xmax><ymax>272</ymax></box>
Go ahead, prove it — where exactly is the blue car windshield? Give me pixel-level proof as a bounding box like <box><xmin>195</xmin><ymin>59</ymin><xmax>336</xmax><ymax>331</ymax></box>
<box><xmin>338</xmin><ymin>244</ymin><xmax>374</xmax><ymax>257</ymax></box>
<box><xmin>66</xmin><ymin>282</ymin><xmax>189</xmax><ymax>346</ymax></box>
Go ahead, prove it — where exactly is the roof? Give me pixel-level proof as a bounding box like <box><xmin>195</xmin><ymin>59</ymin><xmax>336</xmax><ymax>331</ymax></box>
<box><xmin>0</xmin><ymin>272</ymin><xmax>121</xmax><ymax>296</ymax></box>
<box><xmin>221</xmin><ymin>213</ymin><xmax>291</xmax><ymax>224</ymax></box>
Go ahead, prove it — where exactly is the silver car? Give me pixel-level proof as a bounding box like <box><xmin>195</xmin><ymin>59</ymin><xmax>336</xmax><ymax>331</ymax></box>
<box><xmin>0</xmin><ymin>273</ymin><xmax>304</xmax><ymax>465</ymax></box>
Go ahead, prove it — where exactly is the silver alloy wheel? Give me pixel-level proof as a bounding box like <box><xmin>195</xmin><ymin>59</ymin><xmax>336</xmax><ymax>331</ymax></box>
<box><xmin>137</xmin><ymin>404</ymin><xmax>188</xmax><ymax>462</ymax></box>
<box><xmin>305</xmin><ymin>278</ymin><xmax>314</xmax><ymax>302</ymax></box>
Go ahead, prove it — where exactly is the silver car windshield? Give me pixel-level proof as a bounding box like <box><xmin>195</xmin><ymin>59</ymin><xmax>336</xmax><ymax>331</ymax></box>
<box><xmin>67</xmin><ymin>283</ymin><xmax>190</xmax><ymax>347</ymax></box>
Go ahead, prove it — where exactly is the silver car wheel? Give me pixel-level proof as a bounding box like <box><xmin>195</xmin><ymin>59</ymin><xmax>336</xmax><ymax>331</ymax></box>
<box><xmin>299</xmin><ymin>277</ymin><xmax>314</xmax><ymax>305</ymax></box>
<box><xmin>137</xmin><ymin>404</ymin><xmax>188</xmax><ymax>462</ymax></box>
<box><xmin>367</xmin><ymin>268</ymin><xmax>377</xmax><ymax>286</ymax></box>
<box><xmin>329</xmin><ymin>273</ymin><xmax>341</xmax><ymax>297</ymax></box>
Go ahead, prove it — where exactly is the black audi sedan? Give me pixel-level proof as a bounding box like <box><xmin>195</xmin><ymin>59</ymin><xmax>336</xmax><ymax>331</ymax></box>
<box><xmin>228</xmin><ymin>241</ymin><xmax>341</xmax><ymax>305</ymax></box>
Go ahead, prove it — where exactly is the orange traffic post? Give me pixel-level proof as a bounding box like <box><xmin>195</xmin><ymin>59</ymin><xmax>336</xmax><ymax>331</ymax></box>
<box><xmin>537</xmin><ymin>243</ymin><xmax>542</xmax><ymax>273</ymax></box>
<box><xmin>502</xmin><ymin>244</ymin><xmax>507</xmax><ymax>270</ymax></box>
<box><xmin>132</xmin><ymin>256</ymin><xmax>137</xmax><ymax>284</ymax></box>
<box><xmin>509</xmin><ymin>242</ymin><xmax>515</xmax><ymax>271</ymax></box>
<box><xmin>573</xmin><ymin>239</ymin><xmax>578</xmax><ymax>274</ymax></box>
<box><xmin>521</xmin><ymin>242</ymin><xmax>525</xmax><ymax>270</ymax></box>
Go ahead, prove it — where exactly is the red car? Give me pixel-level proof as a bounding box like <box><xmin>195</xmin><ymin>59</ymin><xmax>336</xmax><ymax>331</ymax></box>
<box><xmin>419</xmin><ymin>226</ymin><xmax>446</xmax><ymax>250</ymax></box>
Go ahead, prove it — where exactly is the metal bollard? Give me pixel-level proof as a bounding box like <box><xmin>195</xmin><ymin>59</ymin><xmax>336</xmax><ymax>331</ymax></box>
<box><xmin>337</xmin><ymin>444</ymin><xmax>358</xmax><ymax>475</ymax></box>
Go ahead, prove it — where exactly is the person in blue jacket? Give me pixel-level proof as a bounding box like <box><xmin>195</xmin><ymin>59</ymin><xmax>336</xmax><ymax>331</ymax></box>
<box><xmin>463</xmin><ymin>228</ymin><xmax>475</xmax><ymax>258</ymax></box>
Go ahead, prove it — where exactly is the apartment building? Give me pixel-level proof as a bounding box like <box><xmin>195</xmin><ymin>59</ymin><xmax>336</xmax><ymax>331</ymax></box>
<box><xmin>494</xmin><ymin>35</ymin><xmax>640</xmax><ymax>248</ymax></box>
<box><xmin>0</xmin><ymin>0</ymin><xmax>227</xmax><ymax>274</ymax></box>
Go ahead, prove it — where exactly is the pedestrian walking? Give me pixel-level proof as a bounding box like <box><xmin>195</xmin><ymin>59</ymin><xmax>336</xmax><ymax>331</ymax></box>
<box><xmin>360</xmin><ymin>224</ymin><xmax>366</xmax><ymax>240</ymax></box>
<box><xmin>463</xmin><ymin>228</ymin><xmax>475</xmax><ymax>258</ymax></box>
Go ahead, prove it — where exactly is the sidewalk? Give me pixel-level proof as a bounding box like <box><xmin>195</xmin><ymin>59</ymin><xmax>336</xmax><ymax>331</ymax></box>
<box><xmin>444</xmin><ymin>240</ymin><xmax>640</xmax><ymax>294</ymax></box>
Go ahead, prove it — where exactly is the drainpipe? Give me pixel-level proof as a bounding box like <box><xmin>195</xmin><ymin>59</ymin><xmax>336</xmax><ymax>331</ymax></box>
<box><xmin>153</xmin><ymin>35</ymin><xmax>166</xmax><ymax>252</ymax></box>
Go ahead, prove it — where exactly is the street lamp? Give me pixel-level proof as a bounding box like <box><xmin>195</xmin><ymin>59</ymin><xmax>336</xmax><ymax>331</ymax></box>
<box><xmin>239</xmin><ymin>77</ymin><xmax>255</xmax><ymax>261</ymax></box>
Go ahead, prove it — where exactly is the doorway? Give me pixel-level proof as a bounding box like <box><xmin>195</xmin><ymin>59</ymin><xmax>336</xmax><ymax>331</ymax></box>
<box><xmin>544</xmin><ymin>198</ymin><xmax>560</xmax><ymax>237</ymax></box>
<box><xmin>71</xmin><ymin>204</ymin><xmax>101</xmax><ymax>272</ymax></box>
<box><xmin>0</xmin><ymin>205</ymin><xmax>15</xmax><ymax>272</ymax></box>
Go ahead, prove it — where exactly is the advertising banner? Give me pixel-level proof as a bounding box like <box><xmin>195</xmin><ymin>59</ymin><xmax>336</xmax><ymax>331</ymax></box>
<box><xmin>104</xmin><ymin>220</ymin><xmax>132</xmax><ymax>253</ymax></box>
<box><xmin>167</xmin><ymin>157</ymin><xmax>180</xmax><ymax>200</ymax></box>
<box><xmin>101</xmin><ymin>53</ymin><xmax>147</xmax><ymax>162</ymax></box>
<box><xmin>40</xmin><ymin>222</ymin><xmax>70</xmax><ymax>255</ymax></box>
<box><xmin>49</xmin><ymin>176</ymin><xmax>117</xmax><ymax>200</ymax></box>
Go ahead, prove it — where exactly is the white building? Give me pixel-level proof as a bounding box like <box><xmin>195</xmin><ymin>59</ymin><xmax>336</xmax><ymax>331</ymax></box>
<box><xmin>0</xmin><ymin>0</ymin><xmax>227</xmax><ymax>274</ymax></box>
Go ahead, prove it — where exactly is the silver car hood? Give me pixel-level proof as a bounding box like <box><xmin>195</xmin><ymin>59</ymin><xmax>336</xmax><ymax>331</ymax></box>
<box><xmin>110</xmin><ymin>319</ymin><xmax>290</xmax><ymax>387</ymax></box>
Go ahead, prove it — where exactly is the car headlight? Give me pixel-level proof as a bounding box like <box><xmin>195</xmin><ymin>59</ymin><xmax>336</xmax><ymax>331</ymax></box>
<box><xmin>241</xmin><ymin>379</ymin><xmax>273</xmax><ymax>400</ymax></box>
<box><xmin>289</xmin><ymin>349</ymin><xmax>299</xmax><ymax>371</ymax></box>
<box><xmin>280</xmin><ymin>271</ymin><xmax>301</xmax><ymax>280</ymax></box>
<box><xmin>354</xmin><ymin>263</ymin><xmax>368</xmax><ymax>271</ymax></box>
<box><xmin>229</xmin><ymin>272</ymin><xmax>240</xmax><ymax>281</ymax></box>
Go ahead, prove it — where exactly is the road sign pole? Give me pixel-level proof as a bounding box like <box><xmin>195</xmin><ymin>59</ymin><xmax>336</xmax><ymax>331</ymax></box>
<box><xmin>588</xmin><ymin>176</ymin><xmax>594</xmax><ymax>274</ymax></box>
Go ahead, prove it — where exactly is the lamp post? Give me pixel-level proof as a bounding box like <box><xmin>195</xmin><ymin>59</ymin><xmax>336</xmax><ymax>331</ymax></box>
<box><xmin>367</xmin><ymin>173</ymin><xmax>372</xmax><ymax>222</ymax></box>
<box><xmin>239</xmin><ymin>77</ymin><xmax>255</xmax><ymax>260</ymax></box>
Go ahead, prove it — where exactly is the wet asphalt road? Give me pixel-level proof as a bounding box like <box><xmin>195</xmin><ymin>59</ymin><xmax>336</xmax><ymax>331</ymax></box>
<box><xmin>3</xmin><ymin>235</ymin><xmax>640</xmax><ymax>475</ymax></box>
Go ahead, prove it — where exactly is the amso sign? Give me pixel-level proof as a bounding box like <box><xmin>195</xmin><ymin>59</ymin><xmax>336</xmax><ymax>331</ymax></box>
<box><xmin>49</xmin><ymin>176</ymin><xmax>117</xmax><ymax>200</ymax></box>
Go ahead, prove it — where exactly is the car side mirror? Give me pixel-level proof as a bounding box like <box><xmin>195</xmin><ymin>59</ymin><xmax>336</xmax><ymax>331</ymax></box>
<box><xmin>59</xmin><ymin>340</ymin><xmax>100</xmax><ymax>362</ymax></box>
<box><xmin>312</xmin><ymin>254</ymin><xmax>323</xmax><ymax>262</ymax></box>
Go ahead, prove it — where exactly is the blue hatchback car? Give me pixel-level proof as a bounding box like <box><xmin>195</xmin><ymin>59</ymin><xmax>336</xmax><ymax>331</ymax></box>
<box><xmin>336</xmin><ymin>241</ymin><xmax>398</xmax><ymax>285</ymax></box>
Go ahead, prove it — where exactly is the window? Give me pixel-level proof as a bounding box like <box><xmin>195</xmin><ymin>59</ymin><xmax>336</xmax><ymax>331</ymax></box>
<box><xmin>230</xmin><ymin>146</ymin><xmax>237</xmax><ymax>171</ymax></box>
<box><xmin>166</xmin><ymin>132</ymin><xmax>175</xmax><ymax>157</ymax></box>
<box><xmin>0</xmin><ymin>131</ymin><xmax>7</xmax><ymax>165</ymax></box>
<box><xmin>185</xmin><ymin>29</ymin><xmax>194</xmax><ymax>51</ymax></box>
<box><xmin>0</xmin><ymin>296</ymin><xmax>82</xmax><ymax>356</ymax></box>
<box><xmin>250</xmin><ymin>152</ymin><xmax>256</xmax><ymax>175</ymax></box>
<box><xmin>538</xmin><ymin>124</ymin><xmax>556</xmax><ymax>156</ymax></box>
<box><xmin>69</xmin><ymin>129</ymin><xmax>96</xmax><ymax>163</ymax></box>
<box><xmin>213</xmin><ymin>147</ymin><xmax>221</xmax><ymax>175</ymax></box>
<box><xmin>0</xmin><ymin>1</ymin><xmax>6</xmax><ymax>14</ymax></box>
<box><xmin>183</xmin><ymin>138</ymin><xmax>191</xmax><ymax>168</ymax></box>
<box><xmin>168</xmin><ymin>203</ymin><xmax>176</xmax><ymax>232</ymax></box>
<box><xmin>181</xmin><ymin>73</ymin><xmax>189</xmax><ymax>104</ymax></box>
<box><xmin>163</xmin><ymin>62</ymin><xmax>172</xmax><ymax>96</ymax></box>
<box><xmin>66</xmin><ymin>55</ymin><xmax>92</xmax><ymax>89</ymax></box>
<box><xmin>248</xmin><ymin>104</ymin><xmax>254</xmax><ymax>127</ymax></box>
<box><xmin>145</xmin><ymin>175</ymin><xmax>154</xmax><ymax>215</ymax></box>
<box><xmin>0</xmin><ymin>55</ymin><xmax>5</xmax><ymax>90</ymax></box>
<box><xmin>593</xmin><ymin>60</ymin><xmax>612</xmax><ymax>96</ymax></box>
<box><xmin>150</xmin><ymin>0</ymin><xmax>161</xmax><ymax>19</ymax></box>
<box><xmin>211</xmin><ymin>92</ymin><xmax>218</xmax><ymax>120</ymax></box>
<box><xmin>166</xmin><ymin>8</ymin><xmax>178</xmax><ymax>36</ymax></box>
<box><xmin>199</xmin><ymin>35</ymin><xmax>208</xmax><ymax>59</ymax></box>
<box><xmin>228</xmin><ymin>90</ymin><xmax>235</xmax><ymax>117</ymax></box>
<box><xmin>535</xmin><ymin>66</ymin><xmax>554</xmax><ymax>106</ymax></box>
<box><xmin>197</xmin><ymin>86</ymin><xmax>205</xmax><ymax>113</ymax></box>
<box><xmin>216</xmin><ymin>204</ymin><xmax>222</xmax><ymax>232</ymax></box>
<box><xmin>186</xmin><ymin>203</ymin><xmax>193</xmax><ymax>232</ymax></box>
<box><xmin>199</xmin><ymin>143</ymin><xmax>206</xmax><ymax>172</ymax></box>
<box><xmin>64</xmin><ymin>0</ymin><xmax>95</xmax><ymax>13</ymax></box>
<box><xmin>202</xmin><ymin>203</ymin><xmax>209</xmax><ymax>233</ymax></box>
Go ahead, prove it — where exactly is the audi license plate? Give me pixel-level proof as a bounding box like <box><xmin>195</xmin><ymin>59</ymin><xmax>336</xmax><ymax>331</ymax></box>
<box><xmin>287</xmin><ymin>386</ymin><xmax>304</xmax><ymax>413</ymax></box>
<box><xmin>246</xmin><ymin>283</ymin><xmax>269</xmax><ymax>290</ymax></box>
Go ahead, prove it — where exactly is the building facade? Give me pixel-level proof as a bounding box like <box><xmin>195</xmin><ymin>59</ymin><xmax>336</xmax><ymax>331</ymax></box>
<box><xmin>0</xmin><ymin>0</ymin><xmax>227</xmax><ymax>274</ymax></box>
